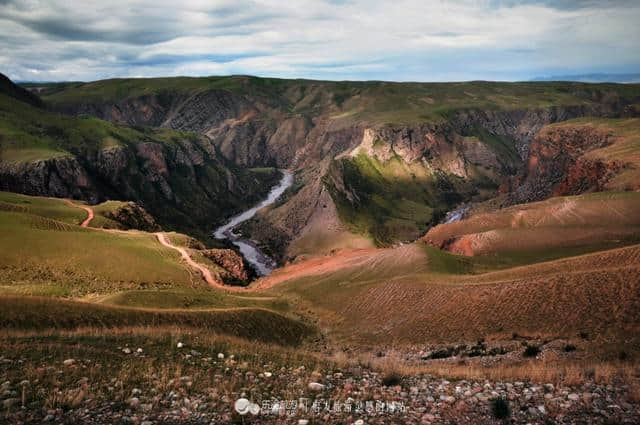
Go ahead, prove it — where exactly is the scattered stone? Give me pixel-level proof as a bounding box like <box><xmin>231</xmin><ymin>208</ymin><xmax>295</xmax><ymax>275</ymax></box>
<box><xmin>63</xmin><ymin>359</ymin><xmax>75</xmax><ymax>366</ymax></box>
<box><xmin>177</xmin><ymin>342</ymin><xmax>184</xmax><ymax>349</ymax></box>
<box><xmin>122</xmin><ymin>347</ymin><xmax>132</xmax><ymax>354</ymax></box>
<box><xmin>308</xmin><ymin>382</ymin><xmax>325</xmax><ymax>391</ymax></box>
<box><xmin>568</xmin><ymin>393</ymin><xmax>580</xmax><ymax>401</ymax></box>
<box><xmin>217</xmin><ymin>353</ymin><xmax>224</xmax><ymax>359</ymax></box>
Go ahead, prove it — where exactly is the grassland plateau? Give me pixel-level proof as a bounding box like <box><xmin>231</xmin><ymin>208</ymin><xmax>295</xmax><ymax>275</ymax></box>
<box><xmin>0</xmin><ymin>73</ymin><xmax>639</xmax><ymax>423</ymax></box>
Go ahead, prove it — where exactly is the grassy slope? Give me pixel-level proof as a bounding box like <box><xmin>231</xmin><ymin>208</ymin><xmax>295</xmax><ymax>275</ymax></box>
<box><xmin>39</xmin><ymin>77</ymin><xmax>640</xmax><ymax>125</ymax></box>
<box><xmin>268</xmin><ymin>241</ymin><xmax>640</xmax><ymax>348</ymax></box>
<box><xmin>0</xmin><ymin>193</ymin><xmax>250</xmax><ymax>304</ymax></box>
<box><xmin>260</xmin><ymin>191</ymin><xmax>640</xmax><ymax>347</ymax></box>
<box><xmin>0</xmin><ymin>296</ymin><xmax>312</xmax><ymax>346</ymax></box>
<box><xmin>0</xmin><ymin>92</ymin><xmax>179</xmax><ymax>162</ymax></box>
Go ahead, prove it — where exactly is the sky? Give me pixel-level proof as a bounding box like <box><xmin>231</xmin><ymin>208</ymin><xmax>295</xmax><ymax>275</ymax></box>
<box><xmin>0</xmin><ymin>0</ymin><xmax>639</xmax><ymax>82</ymax></box>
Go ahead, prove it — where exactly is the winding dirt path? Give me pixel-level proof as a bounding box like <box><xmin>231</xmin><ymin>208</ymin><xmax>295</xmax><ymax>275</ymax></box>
<box><xmin>64</xmin><ymin>200</ymin><xmax>94</xmax><ymax>227</ymax></box>
<box><xmin>155</xmin><ymin>232</ymin><xmax>243</xmax><ymax>291</ymax></box>
<box><xmin>63</xmin><ymin>198</ymin><xmax>234</xmax><ymax>290</ymax></box>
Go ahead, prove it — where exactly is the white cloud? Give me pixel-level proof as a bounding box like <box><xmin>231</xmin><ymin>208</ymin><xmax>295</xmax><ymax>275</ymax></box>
<box><xmin>0</xmin><ymin>0</ymin><xmax>638</xmax><ymax>81</ymax></box>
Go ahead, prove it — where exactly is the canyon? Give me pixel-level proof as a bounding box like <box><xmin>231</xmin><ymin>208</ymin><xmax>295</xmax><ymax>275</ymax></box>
<box><xmin>30</xmin><ymin>76</ymin><xmax>640</xmax><ymax>262</ymax></box>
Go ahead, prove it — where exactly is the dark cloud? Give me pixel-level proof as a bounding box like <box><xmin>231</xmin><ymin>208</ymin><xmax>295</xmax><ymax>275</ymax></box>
<box><xmin>14</xmin><ymin>17</ymin><xmax>179</xmax><ymax>45</ymax></box>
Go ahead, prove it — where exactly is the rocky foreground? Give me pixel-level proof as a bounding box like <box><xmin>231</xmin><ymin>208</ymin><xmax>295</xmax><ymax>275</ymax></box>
<box><xmin>2</xmin><ymin>347</ymin><xmax>638</xmax><ymax>425</ymax></box>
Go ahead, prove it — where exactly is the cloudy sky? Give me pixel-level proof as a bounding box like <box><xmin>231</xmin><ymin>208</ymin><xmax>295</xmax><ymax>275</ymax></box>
<box><xmin>1</xmin><ymin>0</ymin><xmax>639</xmax><ymax>82</ymax></box>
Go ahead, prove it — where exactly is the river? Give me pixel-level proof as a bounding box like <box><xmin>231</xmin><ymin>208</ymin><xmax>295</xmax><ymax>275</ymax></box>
<box><xmin>213</xmin><ymin>170</ymin><xmax>294</xmax><ymax>276</ymax></box>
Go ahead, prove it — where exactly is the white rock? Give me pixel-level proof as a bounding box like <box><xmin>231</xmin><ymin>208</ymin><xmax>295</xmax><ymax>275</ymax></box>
<box><xmin>177</xmin><ymin>342</ymin><xmax>184</xmax><ymax>349</ymax></box>
<box><xmin>234</xmin><ymin>398</ymin><xmax>250</xmax><ymax>415</ymax></box>
<box><xmin>538</xmin><ymin>405</ymin><xmax>547</xmax><ymax>414</ymax></box>
<box><xmin>298</xmin><ymin>420</ymin><xmax>309</xmax><ymax>425</ymax></box>
<box><xmin>217</xmin><ymin>353</ymin><xmax>225</xmax><ymax>359</ymax></box>
<box><xmin>63</xmin><ymin>359</ymin><xmax>75</xmax><ymax>366</ymax></box>
<box><xmin>308</xmin><ymin>382</ymin><xmax>325</xmax><ymax>391</ymax></box>
<box><xmin>355</xmin><ymin>420</ymin><xmax>365</xmax><ymax>425</ymax></box>
<box><xmin>122</xmin><ymin>348</ymin><xmax>132</xmax><ymax>354</ymax></box>
<box><xmin>136</xmin><ymin>348</ymin><xmax>143</xmax><ymax>354</ymax></box>
<box><xmin>264</xmin><ymin>372</ymin><xmax>272</xmax><ymax>378</ymax></box>
<box><xmin>568</xmin><ymin>393</ymin><xmax>580</xmax><ymax>401</ymax></box>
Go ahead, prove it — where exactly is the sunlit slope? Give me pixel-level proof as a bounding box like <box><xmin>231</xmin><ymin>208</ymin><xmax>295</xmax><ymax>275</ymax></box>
<box><xmin>424</xmin><ymin>192</ymin><xmax>640</xmax><ymax>256</ymax></box>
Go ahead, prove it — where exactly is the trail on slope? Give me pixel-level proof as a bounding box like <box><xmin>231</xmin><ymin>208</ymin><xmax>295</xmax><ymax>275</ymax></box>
<box><xmin>64</xmin><ymin>200</ymin><xmax>94</xmax><ymax>227</ymax></box>
<box><xmin>155</xmin><ymin>232</ymin><xmax>244</xmax><ymax>291</ymax></box>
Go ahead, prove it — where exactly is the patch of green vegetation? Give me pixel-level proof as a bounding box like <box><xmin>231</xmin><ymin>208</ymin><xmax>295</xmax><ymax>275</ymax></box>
<box><xmin>90</xmin><ymin>200</ymin><xmax>129</xmax><ymax>228</ymax></box>
<box><xmin>327</xmin><ymin>154</ymin><xmax>465</xmax><ymax>245</ymax></box>
<box><xmin>97</xmin><ymin>289</ymin><xmax>290</xmax><ymax>312</ymax></box>
<box><xmin>0</xmin><ymin>92</ymin><xmax>201</xmax><ymax>162</ymax></box>
<box><xmin>0</xmin><ymin>191</ymin><xmax>85</xmax><ymax>224</ymax></box>
<box><xmin>0</xmin><ymin>209</ymin><xmax>196</xmax><ymax>297</ymax></box>
<box><xmin>471</xmin><ymin>127</ymin><xmax>522</xmax><ymax>168</ymax></box>
<box><xmin>422</xmin><ymin>245</ymin><xmax>474</xmax><ymax>274</ymax></box>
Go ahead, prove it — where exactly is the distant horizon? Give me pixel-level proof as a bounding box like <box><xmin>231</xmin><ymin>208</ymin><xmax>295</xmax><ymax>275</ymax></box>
<box><xmin>1</xmin><ymin>1</ymin><xmax>639</xmax><ymax>83</ymax></box>
<box><xmin>11</xmin><ymin>71</ymin><xmax>640</xmax><ymax>85</ymax></box>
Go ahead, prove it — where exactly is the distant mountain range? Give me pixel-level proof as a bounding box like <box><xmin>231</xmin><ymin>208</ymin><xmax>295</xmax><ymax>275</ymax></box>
<box><xmin>531</xmin><ymin>73</ymin><xmax>640</xmax><ymax>83</ymax></box>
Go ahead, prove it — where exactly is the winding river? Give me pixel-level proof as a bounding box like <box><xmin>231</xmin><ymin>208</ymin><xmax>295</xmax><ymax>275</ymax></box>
<box><xmin>213</xmin><ymin>170</ymin><xmax>294</xmax><ymax>276</ymax></box>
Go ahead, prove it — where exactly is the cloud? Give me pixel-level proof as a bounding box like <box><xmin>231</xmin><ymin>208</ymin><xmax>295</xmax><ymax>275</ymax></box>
<box><xmin>0</xmin><ymin>0</ymin><xmax>638</xmax><ymax>82</ymax></box>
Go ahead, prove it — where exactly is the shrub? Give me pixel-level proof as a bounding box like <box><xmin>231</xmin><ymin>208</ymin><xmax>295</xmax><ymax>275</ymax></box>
<box><xmin>429</xmin><ymin>347</ymin><xmax>454</xmax><ymax>359</ymax></box>
<box><xmin>491</xmin><ymin>397</ymin><xmax>511</xmax><ymax>420</ymax></box>
<box><xmin>382</xmin><ymin>372</ymin><xmax>402</xmax><ymax>387</ymax></box>
<box><xmin>523</xmin><ymin>345</ymin><xmax>541</xmax><ymax>358</ymax></box>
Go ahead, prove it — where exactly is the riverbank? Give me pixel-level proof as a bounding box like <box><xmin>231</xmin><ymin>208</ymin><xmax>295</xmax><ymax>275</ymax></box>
<box><xmin>213</xmin><ymin>170</ymin><xmax>294</xmax><ymax>276</ymax></box>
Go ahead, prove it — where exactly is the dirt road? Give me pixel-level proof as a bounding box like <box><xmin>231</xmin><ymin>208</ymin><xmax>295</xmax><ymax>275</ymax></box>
<box><xmin>65</xmin><ymin>200</ymin><xmax>94</xmax><ymax>227</ymax></box>
<box><xmin>155</xmin><ymin>232</ymin><xmax>243</xmax><ymax>291</ymax></box>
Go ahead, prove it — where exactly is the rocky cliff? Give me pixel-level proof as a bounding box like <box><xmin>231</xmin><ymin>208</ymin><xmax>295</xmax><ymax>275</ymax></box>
<box><xmin>0</xmin><ymin>77</ymin><xmax>281</xmax><ymax>241</ymax></box>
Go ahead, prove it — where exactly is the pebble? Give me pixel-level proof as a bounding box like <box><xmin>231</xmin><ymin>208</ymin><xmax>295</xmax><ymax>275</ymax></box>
<box><xmin>177</xmin><ymin>342</ymin><xmax>184</xmax><ymax>348</ymax></box>
<box><xmin>308</xmin><ymin>382</ymin><xmax>325</xmax><ymax>391</ymax></box>
<box><xmin>62</xmin><ymin>359</ymin><xmax>75</xmax><ymax>366</ymax></box>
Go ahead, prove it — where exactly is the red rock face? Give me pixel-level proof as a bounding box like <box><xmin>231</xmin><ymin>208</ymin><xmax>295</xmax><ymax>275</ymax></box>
<box><xmin>507</xmin><ymin>124</ymin><xmax>623</xmax><ymax>203</ymax></box>
<box><xmin>552</xmin><ymin>158</ymin><xmax>623</xmax><ymax>196</ymax></box>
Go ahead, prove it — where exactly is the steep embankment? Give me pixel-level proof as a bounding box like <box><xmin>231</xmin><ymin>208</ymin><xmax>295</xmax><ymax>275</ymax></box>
<box><xmin>0</xmin><ymin>75</ymin><xmax>281</xmax><ymax>240</ymax></box>
<box><xmin>39</xmin><ymin>77</ymin><xmax>640</xmax><ymax>256</ymax></box>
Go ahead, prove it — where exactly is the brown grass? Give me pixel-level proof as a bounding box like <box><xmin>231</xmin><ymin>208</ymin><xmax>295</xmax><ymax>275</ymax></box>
<box><xmin>275</xmin><ymin>243</ymin><xmax>640</xmax><ymax>348</ymax></box>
